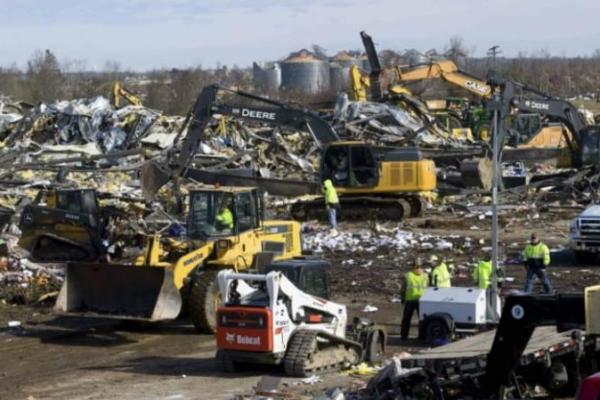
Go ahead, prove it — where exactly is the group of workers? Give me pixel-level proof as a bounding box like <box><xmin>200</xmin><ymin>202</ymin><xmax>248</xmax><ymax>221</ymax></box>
<box><xmin>400</xmin><ymin>233</ymin><xmax>553</xmax><ymax>340</ymax></box>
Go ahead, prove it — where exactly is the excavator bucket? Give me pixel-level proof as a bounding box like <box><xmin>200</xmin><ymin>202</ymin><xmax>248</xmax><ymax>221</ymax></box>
<box><xmin>54</xmin><ymin>262</ymin><xmax>182</xmax><ymax>321</ymax></box>
<box><xmin>140</xmin><ymin>160</ymin><xmax>172</xmax><ymax>201</ymax></box>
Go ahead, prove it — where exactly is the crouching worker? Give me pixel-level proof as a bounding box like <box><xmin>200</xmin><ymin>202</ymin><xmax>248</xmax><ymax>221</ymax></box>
<box><xmin>400</xmin><ymin>258</ymin><xmax>428</xmax><ymax>340</ymax></box>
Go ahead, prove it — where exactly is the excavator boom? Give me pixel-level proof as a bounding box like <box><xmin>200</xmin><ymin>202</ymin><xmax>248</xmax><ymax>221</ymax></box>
<box><xmin>141</xmin><ymin>84</ymin><xmax>339</xmax><ymax>199</ymax></box>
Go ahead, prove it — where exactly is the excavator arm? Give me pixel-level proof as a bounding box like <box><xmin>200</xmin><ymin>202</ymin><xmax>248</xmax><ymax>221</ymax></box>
<box><xmin>487</xmin><ymin>73</ymin><xmax>591</xmax><ymax>166</ymax></box>
<box><xmin>141</xmin><ymin>84</ymin><xmax>339</xmax><ymax>199</ymax></box>
<box><xmin>360</xmin><ymin>31</ymin><xmax>492</xmax><ymax>99</ymax></box>
<box><xmin>112</xmin><ymin>81</ymin><xmax>143</xmax><ymax>108</ymax></box>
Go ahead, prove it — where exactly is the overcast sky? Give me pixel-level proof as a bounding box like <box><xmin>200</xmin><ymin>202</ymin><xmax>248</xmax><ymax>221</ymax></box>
<box><xmin>1</xmin><ymin>0</ymin><xmax>599</xmax><ymax>71</ymax></box>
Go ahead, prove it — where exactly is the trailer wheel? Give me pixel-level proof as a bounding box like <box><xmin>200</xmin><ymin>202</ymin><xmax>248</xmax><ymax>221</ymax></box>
<box><xmin>216</xmin><ymin>350</ymin><xmax>237</xmax><ymax>373</ymax></box>
<box><xmin>365</xmin><ymin>332</ymin><xmax>384</xmax><ymax>363</ymax></box>
<box><xmin>424</xmin><ymin>319</ymin><xmax>451</xmax><ymax>347</ymax></box>
<box><xmin>188</xmin><ymin>270</ymin><xmax>220</xmax><ymax>334</ymax></box>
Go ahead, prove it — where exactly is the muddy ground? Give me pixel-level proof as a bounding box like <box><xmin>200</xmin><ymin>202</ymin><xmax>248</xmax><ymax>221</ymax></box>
<box><xmin>1</xmin><ymin>206</ymin><xmax>599</xmax><ymax>399</ymax></box>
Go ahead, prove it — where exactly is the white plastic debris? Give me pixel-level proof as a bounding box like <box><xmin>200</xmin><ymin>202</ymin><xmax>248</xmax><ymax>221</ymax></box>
<box><xmin>302</xmin><ymin>375</ymin><xmax>322</xmax><ymax>384</ymax></box>
<box><xmin>362</xmin><ymin>305</ymin><xmax>378</xmax><ymax>313</ymax></box>
<box><xmin>8</xmin><ymin>320</ymin><xmax>21</xmax><ymax>328</ymax></box>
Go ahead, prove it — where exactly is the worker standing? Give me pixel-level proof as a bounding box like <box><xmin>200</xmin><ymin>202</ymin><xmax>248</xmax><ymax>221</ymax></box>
<box><xmin>522</xmin><ymin>233</ymin><xmax>553</xmax><ymax>294</ymax></box>
<box><xmin>400</xmin><ymin>259</ymin><xmax>429</xmax><ymax>340</ymax></box>
<box><xmin>473</xmin><ymin>254</ymin><xmax>492</xmax><ymax>289</ymax></box>
<box><xmin>429</xmin><ymin>255</ymin><xmax>451</xmax><ymax>288</ymax></box>
<box><xmin>322</xmin><ymin>179</ymin><xmax>340</xmax><ymax>230</ymax></box>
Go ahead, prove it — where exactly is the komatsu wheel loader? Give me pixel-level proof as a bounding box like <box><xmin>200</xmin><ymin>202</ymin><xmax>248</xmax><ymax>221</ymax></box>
<box><xmin>215</xmin><ymin>269</ymin><xmax>386</xmax><ymax>376</ymax></box>
<box><xmin>54</xmin><ymin>185</ymin><xmax>303</xmax><ymax>333</ymax></box>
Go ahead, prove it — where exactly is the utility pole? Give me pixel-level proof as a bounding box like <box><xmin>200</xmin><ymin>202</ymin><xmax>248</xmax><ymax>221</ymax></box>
<box><xmin>487</xmin><ymin>45</ymin><xmax>501</xmax><ymax>69</ymax></box>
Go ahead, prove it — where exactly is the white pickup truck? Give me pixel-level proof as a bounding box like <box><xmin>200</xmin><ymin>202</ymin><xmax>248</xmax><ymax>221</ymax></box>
<box><xmin>569</xmin><ymin>205</ymin><xmax>600</xmax><ymax>263</ymax></box>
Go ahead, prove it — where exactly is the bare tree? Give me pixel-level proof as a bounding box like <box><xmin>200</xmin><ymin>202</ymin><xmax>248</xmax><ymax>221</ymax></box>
<box><xmin>445</xmin><ymin>36</ymin><xmax>468</xmax><ymax>68</ymax></box>
<box><xmin>26</xmin><ymin>49</ymin><xmax>64</xmax><ymax>103</ymax></box>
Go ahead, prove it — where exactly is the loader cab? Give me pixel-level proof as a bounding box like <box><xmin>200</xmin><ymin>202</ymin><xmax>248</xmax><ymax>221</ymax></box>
<box><xmin>45</xmin><ymin>189</ymin><xmax>99</xmax><ymax>215</ymax></box>
<box><xmin>265</xmin><ymin>258</ymin><xmax>331</xmax><ymax>299</ymax></box>
<box><xmin>321</xmin><ymin>142</ymin><xmax>379</xmax><ymax>188</ymax></box>
<box><xmin>187</xmin><ymin>187</ymin><xmax>261</xmax><ymax>239</ymax></box>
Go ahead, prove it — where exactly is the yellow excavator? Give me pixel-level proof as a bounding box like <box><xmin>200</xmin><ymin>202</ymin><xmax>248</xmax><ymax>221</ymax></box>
<box><xmin>357</xmin><ymin>31</ymin><xmax>579</xmax><ymax>150</ymax></box>
<box><xmin>55</xmin><ymin>185</ymin><xmax>303</xmax><ymax>333</ymax></box>
<box><xmin>111</xmin><ymin>81</ymin><xmax>143</xmax><ymax>108</ymax></box>
<box><xmin>141</xmin><ymin>84</ymin><xmax>437</xmax><ymax>220</ymax></box>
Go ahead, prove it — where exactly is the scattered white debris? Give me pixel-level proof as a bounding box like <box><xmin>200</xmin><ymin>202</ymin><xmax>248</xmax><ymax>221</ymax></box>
<box><xmin>362</xmin><ymin>305</ymin><xmax>378</xmax><ymax>313</ymax></box>
<box><xmin>8</xmin><ymin>320</ymin><xmax>21</xmax><ymax>328</ymax></box>
<box><xmin>302</xmin><ymin>375</ymin><xmax>322</xmax><ymax>384</ymax></box>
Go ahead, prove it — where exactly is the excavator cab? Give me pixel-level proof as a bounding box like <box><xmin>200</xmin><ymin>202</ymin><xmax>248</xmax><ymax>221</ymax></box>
<box><xmin>321</xmin><ymin>142</ymin><xmax>379</xmax><ymax>188</ymax></box>
<box><xmin>580</xmin><ymin>126</ymin><xmax>600</xmax><ymax>166</ymax></box>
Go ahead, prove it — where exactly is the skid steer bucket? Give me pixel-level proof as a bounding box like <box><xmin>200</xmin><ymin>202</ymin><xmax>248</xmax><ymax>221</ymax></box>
<box><xmin>54</xmin><ymin>262</ymin><xmax>182</xmax><ymax>321</ymax></box>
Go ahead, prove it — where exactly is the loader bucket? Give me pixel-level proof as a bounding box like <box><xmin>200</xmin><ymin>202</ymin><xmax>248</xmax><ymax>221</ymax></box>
<box><xmin>54</xmin><ymin>262</ymin><xmax>182</xmax><ymax>321</ymax></box>
<box><xmin>140</xmin><ymin>160</ymin><xmax>171</xmax><ymax>201</ymax></box>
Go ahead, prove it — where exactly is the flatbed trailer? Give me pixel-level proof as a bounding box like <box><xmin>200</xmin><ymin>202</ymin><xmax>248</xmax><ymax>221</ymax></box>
<box><xmin>369</xmin><ymin>294</ymin><xmax>600</xmax><ymax>399</ymax></box>
<box><xmin>401</xmin><ymin>326</ymin><xmax>599</xmax><ymax>398</ymax></box>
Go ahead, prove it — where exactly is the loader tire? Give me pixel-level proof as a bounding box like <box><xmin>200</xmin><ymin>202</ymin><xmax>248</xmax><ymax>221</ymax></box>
<box><xmin>188</xmin><ymin>270</ymin><xmax>220</xmax><ymax>334</ymax></box>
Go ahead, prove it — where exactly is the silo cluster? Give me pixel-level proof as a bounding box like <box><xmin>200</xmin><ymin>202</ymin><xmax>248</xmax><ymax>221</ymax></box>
<box><xmin>253</xmin><ymin>49</ymin><xmax>366</xmax><ymax>95</ymax></box>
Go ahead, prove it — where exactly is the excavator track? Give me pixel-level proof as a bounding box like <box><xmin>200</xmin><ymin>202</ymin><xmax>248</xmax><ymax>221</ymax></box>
<box><xmin>290</xmin><ymin>196</ymin><xmax>423</xmax><ymax>221</ymax></box>
<box><xmin>283</xmin><ymin>330</ymin><xmax>361</xmax><ymax>377</ymax></box>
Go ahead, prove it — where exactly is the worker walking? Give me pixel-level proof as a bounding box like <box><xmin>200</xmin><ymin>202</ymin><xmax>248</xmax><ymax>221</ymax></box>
<box><xmin>322</xmin><ymin>179</ymin><xmax>340</xmax><ymax>230</ymax></box>
<box><xmin>400</xmin><ymin>259</ymin><xmax>429</xmax><ymax>340</ymax></box>
<box><xmin>429</xmin><ymin>255</ymin><xmax>451</xmax><ymax>288</ymax></box>
<box><xmin>523</xmin><ymin>233</ymin><xmax>553</xmax><ymax>294</ymax></box>
<box><xmin>473</xmin><ymin>254</ymin><xmax>492</xmax><ymax>289</ymax></box>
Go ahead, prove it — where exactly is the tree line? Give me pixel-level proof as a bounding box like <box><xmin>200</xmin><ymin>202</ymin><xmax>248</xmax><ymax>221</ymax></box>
<box><xmin>1</xmin><ymin>45</ymin><xmax>599</xmax><ymax>116</ymax></box>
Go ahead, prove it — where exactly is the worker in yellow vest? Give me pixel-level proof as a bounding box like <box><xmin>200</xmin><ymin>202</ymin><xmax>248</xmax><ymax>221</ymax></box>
<box><xmin>473</xmin><ymin>254</ymin><xmax>492</xmax><ymax>289</ymax></box>
<box><xmin>322</xmin><ymin>179</ymin><xmax>340</xmax><ymax>229</ymax></box>
<box><xmin>429</xmin><ymin>255</ymin><xmax>451</xmax><ymax>288</ymax></box>
<box><xmin>215</xmin><ymin>202</ymin><xmax>234</xmax><ymax>231</ymax></box>
<box><xmin>523</xmin><ymin>233</ymin><xmax>553</xmax><ymax>294</ymax></box>
<box><xmin>400</xmin><ymin>259</ymin><xmax>429</xmax><ymax>340</ymax></box>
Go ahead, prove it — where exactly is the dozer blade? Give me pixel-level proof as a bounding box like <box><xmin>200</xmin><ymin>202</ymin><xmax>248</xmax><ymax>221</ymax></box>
<box><xmin>55</xmin><ymin>262</ymin><xmax>182</xmax><ymax>321</ymax></box>
<box><xmin>140</xmin><ymin>160</ymin><xmax>172</xmax><ymax>201</ymax></box>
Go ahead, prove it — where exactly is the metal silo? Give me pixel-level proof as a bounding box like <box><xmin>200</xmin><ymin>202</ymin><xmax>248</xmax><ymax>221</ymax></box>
<box><xmin>329</xmin><ymin>51</ymin><xmax>357</xmax><ymax>92</ymax></box>
<box><xmin>281</xmin><ymin>49</ymin><xmax>330</xmax><ymax>94</ymax></box>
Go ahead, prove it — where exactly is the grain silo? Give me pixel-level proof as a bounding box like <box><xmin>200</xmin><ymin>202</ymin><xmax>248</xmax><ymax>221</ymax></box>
<box><xmin>329</xmin><ymin>51</ymin><xmax>357</xmax><ymax>93</ymax></box>
<box><xmin>281</xmin><ymin>49</ymin><xmax>330</xmax><ymax>94</ymax></box>
<box><xmin>252</xmin><ymin>62</ymin><xmax>281</xmax><ymax>93</ymax></box>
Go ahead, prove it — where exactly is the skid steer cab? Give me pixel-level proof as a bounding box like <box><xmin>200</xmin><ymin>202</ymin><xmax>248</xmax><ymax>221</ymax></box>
<box><xmin>54</xmin><ymin>186</ymin><xmax>303</xmax><ymax>334</ymax></box>
<box><xmin>18</xmin><ymin>188</ymin><xmax>114</xmax><ymax>262</ymax></box>
<box><xmin>215</xmin><ymin>269</ymin><xmax>386</xmax><ymax>376</ymax></box>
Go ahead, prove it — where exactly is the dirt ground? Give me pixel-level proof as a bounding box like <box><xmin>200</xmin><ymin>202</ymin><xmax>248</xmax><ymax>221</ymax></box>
<box><xmin>1</xmin><ymin>206</ymin><xmax>599</xmax><ymax>400</ymax></box>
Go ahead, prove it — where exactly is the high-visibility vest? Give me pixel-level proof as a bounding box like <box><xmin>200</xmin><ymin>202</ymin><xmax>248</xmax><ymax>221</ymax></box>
<box><xmin>216</xmin><ymin>208</ymin><xmax>234</xmax><ymax>229</ymax></box>
<box><xmin>405</xmin><ymin>270</ymin><xmax>428</xmax><ymax>301</ymax></box>
<box><xmin>473</xmin><ymin>260</ymin><xmax>492</xmax><ymax>289</ymax></box>
<box><xmin>523</xmin><ymin>242</ymin><xmax>550</xmax><ymax>268</ymax></box>
<box><xmin>432</xmin><ymin>263</ymin><xmax>451</xmax><ymax>288</ymax></box>
<box><xmin>323</xmin><ymin>179</ymin><xmax>339</xmax><ymax>205</ymax></box>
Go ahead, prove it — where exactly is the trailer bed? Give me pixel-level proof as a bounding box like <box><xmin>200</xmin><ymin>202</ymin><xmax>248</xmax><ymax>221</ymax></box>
<box><xmin>404</xmin><ymin>326</ymin><xmax>582</xmax><ymax>380</ymax></box>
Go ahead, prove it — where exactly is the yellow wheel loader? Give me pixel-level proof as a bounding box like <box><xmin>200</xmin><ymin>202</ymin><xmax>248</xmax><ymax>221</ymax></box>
<box><xmin>54</xmin><ymin>185</ymin><xmax>303</xmax><ymax>333</ymax></box>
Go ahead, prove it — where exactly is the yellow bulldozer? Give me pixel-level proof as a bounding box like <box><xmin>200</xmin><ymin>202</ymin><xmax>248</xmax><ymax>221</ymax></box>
<box><xmin>54</xmin><ymin>185</ymin><xmax>303</xmax><ymax>333</ymax></box>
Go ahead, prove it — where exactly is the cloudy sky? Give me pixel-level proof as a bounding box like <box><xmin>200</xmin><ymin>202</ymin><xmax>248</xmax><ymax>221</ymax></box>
<box><xmin>1</xmin><ymin>0</ymin><xmax>599</xmax><ymax>70</ymax></box>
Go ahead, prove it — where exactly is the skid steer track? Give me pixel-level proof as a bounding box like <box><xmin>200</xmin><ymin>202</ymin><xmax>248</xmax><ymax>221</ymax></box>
<box><xmin>283</xmin><ymin>330</ymin><xmax>361</xmax><ymax>377</ymax></box>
